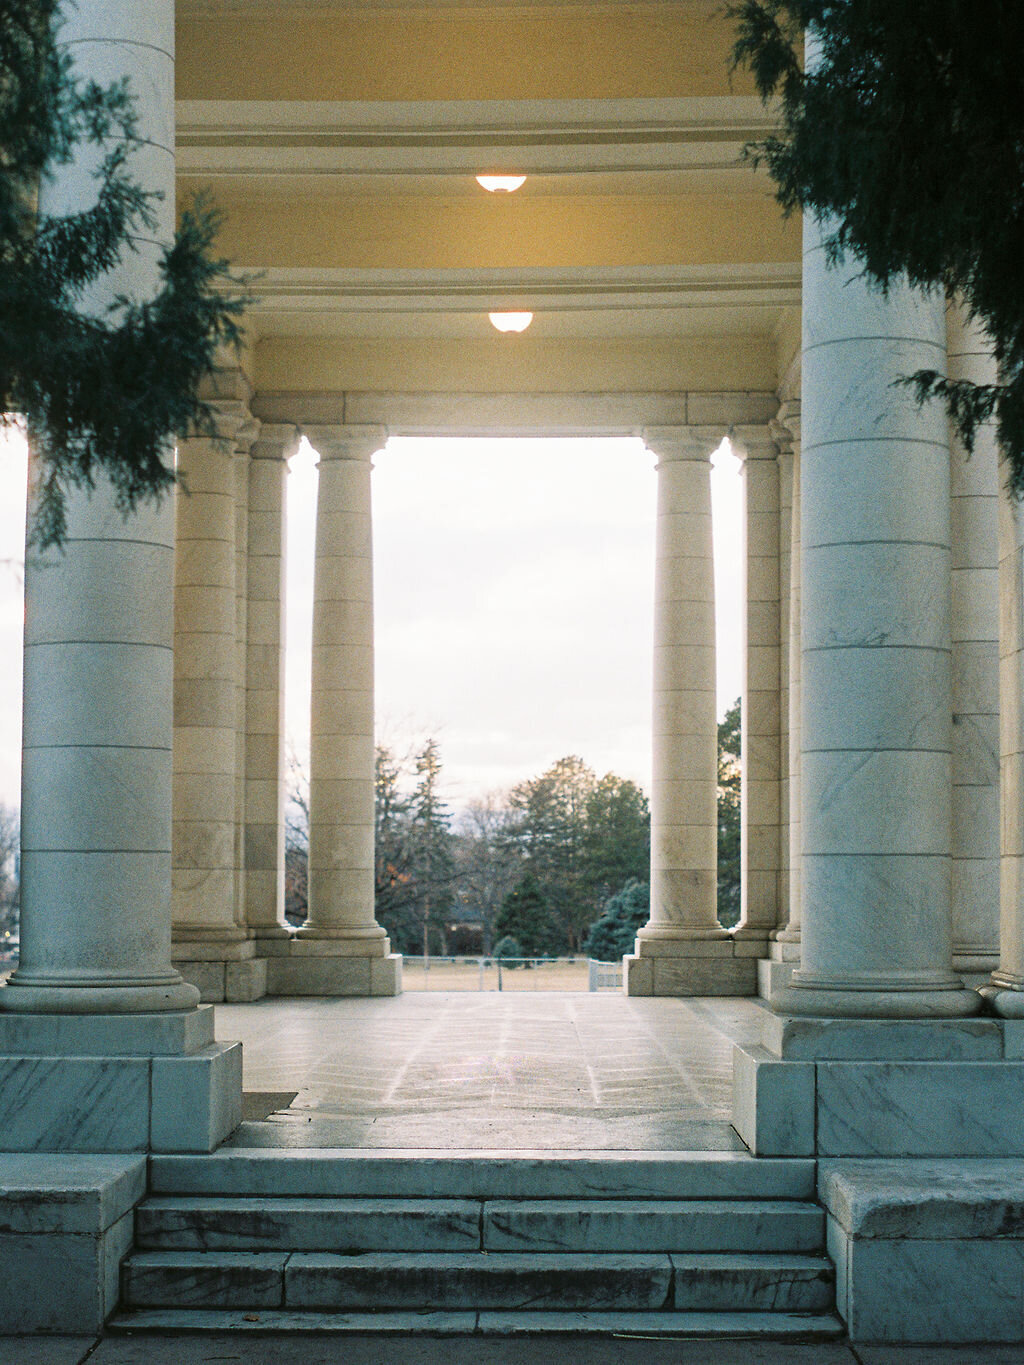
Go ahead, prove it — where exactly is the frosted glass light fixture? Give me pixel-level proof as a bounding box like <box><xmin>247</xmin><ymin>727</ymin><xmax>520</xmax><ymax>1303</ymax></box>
<box><xmin>488</xmin><ymin>312</ymin><xmax>533</xmax><ymax>333</ymax></box>
<box><xmin>476</xmin><ymin>174</ymin><xmax>527</xmax><ymax>193</ymax></box>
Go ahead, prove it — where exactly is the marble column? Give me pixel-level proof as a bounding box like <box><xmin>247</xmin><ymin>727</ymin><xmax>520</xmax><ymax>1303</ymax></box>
<box><xmin>947</xmin><ymin>305</ymin><xmax>1000</xmax><ymax>978</ymax></box>
<box><xmin>0</xmin><ymin>0</ymin><xmax>197</xmax><ymax>1016</ymax></box>
<box><xmin>287</xmin><ymin>425</ymin><xmax>400</xmax><ymax>997</ymax></box>
<box><xmin>171</xmin><ymin>383</ymin><xmax>260</xmax><ymax>1001</ymax></box>
<box><xmin>991</xmin><ymin>362</ymin><xmax>1024</xmax><ymax>1015</ymax></box>
<box><xmin>232</xmin><ymin>415</ymin><xmax>260</xmax><ymax>939</ymax></box>
<box><xmin>627</xmin><ymin>428</ymin><xmax>753</xmax><ymax>995</ymax></box>
<box><xmin>763</xmin><ymin>403</ymin><xmax>803</xmax><ymax>994</ymax></box>
<box><xmin>732</xmin><ymin>426</ymin><xmax>783</xmax><ymax>943</ymax></box>
<box><xmin>771</xmin><ymin>216</ymin><xmax>979</xmax><ymax>1018</ymax></box>
<box><xmin>243</xmin><ymin>425</ymin><xmax>300</xmax><ymax>944</ymax></box>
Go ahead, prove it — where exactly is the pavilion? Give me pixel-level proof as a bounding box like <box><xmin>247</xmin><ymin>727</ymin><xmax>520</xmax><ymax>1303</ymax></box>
<box><xmin>1</xmin><ymin>0</ymin><xmax>1023</xmax><ymax>1345</ymax></box>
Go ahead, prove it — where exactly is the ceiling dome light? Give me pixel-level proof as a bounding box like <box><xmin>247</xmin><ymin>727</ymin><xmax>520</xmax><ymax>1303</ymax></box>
<box><xmin>476</xmin><ymin>174</ymin><xmax>527</xmax><ymax>193</ymax></box>
<box><xmin>489</xmin><ymin>312</ymin><xmax>533</xmax><ymax>333</ymax></box>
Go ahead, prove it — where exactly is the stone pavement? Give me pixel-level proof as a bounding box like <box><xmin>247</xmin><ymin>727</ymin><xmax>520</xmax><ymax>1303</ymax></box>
<box><xmin>214</xmin><ymin>992</ymin><xmax>765</xmax><ymax>1150</ymax></box>
<box><xmin>4</xmin><ymin>1334</ymin><xmax>1024</xmax><ymax>1364</ymax></box>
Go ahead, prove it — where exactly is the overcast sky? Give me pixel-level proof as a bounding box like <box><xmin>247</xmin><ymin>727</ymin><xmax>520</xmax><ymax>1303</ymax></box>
<box><xmin>0</xmin><ymin>428</ymin><xmax>744</xmax><ymax>812</ymax></box>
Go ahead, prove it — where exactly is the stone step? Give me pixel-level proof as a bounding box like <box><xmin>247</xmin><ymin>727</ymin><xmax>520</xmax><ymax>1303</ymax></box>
<box><xmin>122</xmin><ymin>1249</ymin><xmax>835</xmax><ymax>1314</ymax></box>
<box><xmin>135</xmin><ymin>1195</ymin><xmax>825</xmax><ymax>1254</ymax></box>
<box><xmin>149</xmin><ymin>1149</ymin><xmax>816</xmax><ymax>1201</ymax></box>
<box><xmin>107</xmin><ymin>1307</ymin><xmax>847</xmax><ymax>1339</ymax></box>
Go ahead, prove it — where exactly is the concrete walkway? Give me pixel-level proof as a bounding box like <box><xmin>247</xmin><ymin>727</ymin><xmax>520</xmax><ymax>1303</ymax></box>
<box><xmin>215</xmin><ymin>992</ymin><xmax>767</xmax><ymax>1150</ymax></box>
<box><xmin>4</xmin><ymin>1333</ymin><xmax>1024</xmax><ymax>1364</ymax></box>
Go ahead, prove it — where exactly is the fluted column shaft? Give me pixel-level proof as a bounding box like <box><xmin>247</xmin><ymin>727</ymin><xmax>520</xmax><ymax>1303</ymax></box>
<box><xmin>946</xmin><ymin>305</ymin><xmax>1000</xmax><ymax>976</ymax></box>
<box><xmin>244</xmin><ymin>425</ymin><xmax>300</xmax><ymax>937</ymax></box>
<box><xmin>300</xmin><ymin>426</ymin><xmax>389</xmax><ymax>949</ymax></box>
<box><xmin>733</xmin><ymin>427</ymin><xmax>783</xmax><ymax>938</ymax></box>
<box><xmin>641</xmin><ymin>428</ymin><xmax>723</xmax><ymax>941</ymax></box>
<box><xmin>2</xmin><ymin>0</ymin><xmax>196</xmax><ymax>1013</ymax></box>
<box><xmin>773</xmin><ymin>214</ymin><xmax>978</xmax><ymax>1018</ymax></box>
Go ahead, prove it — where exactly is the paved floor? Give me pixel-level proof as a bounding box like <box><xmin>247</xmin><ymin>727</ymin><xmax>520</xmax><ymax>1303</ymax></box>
<box><xmin>4</xmin><ymin>1334</ymin><xmax>1024</xmax><ymax>1364</ymax></box>
<box><xmin>215</xmin><ymin>993</ymin><xmax>768</xmax><ymax>1150</ymax></box>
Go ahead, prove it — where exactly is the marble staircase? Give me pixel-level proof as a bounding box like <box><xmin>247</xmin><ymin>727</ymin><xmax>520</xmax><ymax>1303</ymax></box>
<box><xmin>111</xmin><ymin>1150</ymin><xmax>842</xmax><ymax>1337</ymax></box>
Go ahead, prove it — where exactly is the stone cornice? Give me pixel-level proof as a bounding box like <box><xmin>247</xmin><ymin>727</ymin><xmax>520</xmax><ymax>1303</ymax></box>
<box><xmin>246</xmin><ymin>263</ymin><xmax>800</xmax><ymax>317</ymax></box>
<box><xmin>175</xmin><ymin>95</ymin><xmax>779</xmax><ymax>179</ymax></box>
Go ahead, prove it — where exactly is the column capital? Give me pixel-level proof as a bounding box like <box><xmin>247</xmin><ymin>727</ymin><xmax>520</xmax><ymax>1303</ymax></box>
<box><xmin>771</xmin><ymin>399</ymin><xmax>801</xmax><ymax>457</ymax></box>
<box><xmin>730</xmin><ymin>423</ymin><xmax>779</xmax><ymax>463</ymax></box>
<box><xmin>251</xmin><ymin>424</ymin><xmax>301</xmax><ymax>463</ymax></box>
<box><xmin>642</xmin><ymin>426</ymin><xmax>719</xmax><ymax>464</ymax></box>
<box><xmin>305</xmin><ymin>424</ymin><xmax>388</xmax><ymax>464</ymax></box>
<box><xmin>234</xmin><ymin>415</ymin><xmax>262</xmax><ymax>457</ymax></box>
<box><xmin>184</xmin><ymin>398</ymin><xmax>250</xmax><ymax>449</ymax></box>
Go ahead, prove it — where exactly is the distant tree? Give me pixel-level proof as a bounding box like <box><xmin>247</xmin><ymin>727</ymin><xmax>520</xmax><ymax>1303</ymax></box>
<box><xmin>505</xmin><ymin>756</ymin><xmax>649</xmax><ymax>951</ymax></box>
<box><xmin>717</xmin><ymin>699</ymin><xmax>742</xmax><ymax>928</ymax></box>
<box><xmin>1</xmin><ymin>1</ymin><xmax>249</xmax><ymax>547</ymax></box>
<box><xmin>283</xmin><ymin>750</ymin><xmax>309</xmax><ymax>925</ymax></box>
<box><xmin>583</xmin><ymin>774</ymin><xmax>650</xmax><ymax>905</ymax></box>
<box><xmin>407</xmin><ymin>738</ymin><xmax>456</xmax><ymax>956</ymax></box>
<box><xmin>0</xmin><ymin>805</ymin><xmax>19</xmax><ymax>952</ymax></box>
<box><xmin>453</xmin><ymin>793</ymin><xmax>521</xmax><ymax>953</ymax></box>
<box><xmin>492</xmin><ymin>934</ymin><xmax>521</xmax><ymax>965</ymax></box>
<box><xmin>583</xmin><ymin>879</ymin><xmax>649</xmax><ymax>962</ymax></box>
<box><xmin>493</xmin><ymin>871</ymin><xmax>557</xmax><ymax>959</ymax></box>
<box><xmin>730</xmin><ymin>0</ymin><xmax>1024</xmax><ymax>485</ymax></box>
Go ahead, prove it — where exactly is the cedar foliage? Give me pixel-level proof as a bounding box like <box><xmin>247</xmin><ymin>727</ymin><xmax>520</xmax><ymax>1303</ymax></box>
<box><xmin>730</xmin><ymin>1</ymin><xmax>1024</xmax><ymax>487</ymax></box>
<box><xmin>0</xmin><ymin>1</ymin><xmax>249</xmax><ymax>547</ymax></box>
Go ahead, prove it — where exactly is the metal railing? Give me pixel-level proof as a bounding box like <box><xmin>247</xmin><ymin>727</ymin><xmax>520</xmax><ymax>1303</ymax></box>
<box><xmin>401</xmin><ymin>955</ymin><xmax>622</xmax><ymax>992</ymax></box>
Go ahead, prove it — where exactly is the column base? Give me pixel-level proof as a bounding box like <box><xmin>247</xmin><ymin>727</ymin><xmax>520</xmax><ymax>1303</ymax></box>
<box><xmin>265</xmin><ymin>949</ymin><xmax>402</xmax><ymax>997</ymax></box>
<box><xmin>0</xmin><ymin>973</ymin><xmax>200</xmax><ymax>1015</ymax></box>
<box><xmin>0</xmin><ymin>1006</ymin><xmax>242</xmax><ymax>1153</ymax></box>
<box><xmin>757</xmin><ymin>957</ymin><xmax>797</xmax><ymax>1000</ymax></box>
<box><xmin>986</xmin><ymin>975</ymin><xmax>1024</xmax><ymax>1018</ymax></box>
<box><xmin>624</xmin><ymin>936</ymin><xmax>758</xmax><ymax>996</ymax></box>
<box><xmin>769</xmin><ymin>971</ymin><xmax>984</xmax><ymax>1019</ymax></box>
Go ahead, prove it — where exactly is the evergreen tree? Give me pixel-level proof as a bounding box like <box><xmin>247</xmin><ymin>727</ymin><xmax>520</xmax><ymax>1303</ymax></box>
<box><xmin>583</xmin><ymin>774</ymin><xmax>650</xmax><ymax>906</ymax></box>
<box><xmin>717</xmin><ymin>698</ymin><xmax>742</xmax><ymax>928</ymax></box>
<box><xmin>373</xmin><ymin>744</ymin><xmax>419</xmax><ymax>952</ymax></box>
<box><xmin>730</xmin><ymin>1</ymin><xmax>1024</xmax><ymax>484</ymax></box>
<box><xmin>493</xmin><ymin>871</ymin><xmax>556</xmax><ymax>959</ymax></box>
<box><xmin>505</xmin><ymin>757</ymin><xmax>650</xmax><ymax>951</ymax></box>
<box><xmin>408</xmin><ymin>738</ymin><xmax>456</xmax><ymax>956</ymax></box>
<box><xmin>582</xmin><ymin>879</ymin><xmax>649</xmax><ymax>962</ymax></box>
<box><xmin>1</xmin><ymin>1</ymin><xmax>248</xmax><ymax>547</ymax></box>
